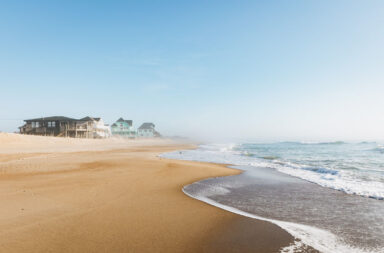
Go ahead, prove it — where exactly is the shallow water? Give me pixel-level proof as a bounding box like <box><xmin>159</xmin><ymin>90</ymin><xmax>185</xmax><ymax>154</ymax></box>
<box><xmin>185</xmin><ymin>166</ymin><xmax>384</xmax><ymax>252</ymax></box>
<box><xmin>162</xmin><ymin>143</ymin><xmax>384</xmax><ymax>253</ymax></box>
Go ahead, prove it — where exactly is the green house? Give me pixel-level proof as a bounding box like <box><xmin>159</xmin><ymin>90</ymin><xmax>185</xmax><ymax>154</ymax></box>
<box><xmin>111</xmin><ymin>118</ymin><xmax>136</xmax><ymax>138</ymax></box>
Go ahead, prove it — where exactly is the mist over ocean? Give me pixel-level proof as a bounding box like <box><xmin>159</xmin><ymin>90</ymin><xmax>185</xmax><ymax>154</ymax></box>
<box><xmin>162</xmin><ymin>142</ymin><xmax>384</xmax><ymax>253</ymax></box>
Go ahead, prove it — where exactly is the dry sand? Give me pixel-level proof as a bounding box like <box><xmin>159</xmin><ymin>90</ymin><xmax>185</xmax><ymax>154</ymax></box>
<box><xmin>0</xmin><ymin>133</ymin><xmax>293</xmax><ymax>252</ymax></box>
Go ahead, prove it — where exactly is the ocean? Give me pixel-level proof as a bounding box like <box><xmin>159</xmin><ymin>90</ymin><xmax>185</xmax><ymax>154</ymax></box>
<box><xmin>161</xmin><ymin>142</ymin><xmax>384</xmax><ymax>253</ymax></box>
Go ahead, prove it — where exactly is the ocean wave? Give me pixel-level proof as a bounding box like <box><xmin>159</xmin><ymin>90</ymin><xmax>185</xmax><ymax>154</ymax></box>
<box><xmin>274</xmin><ymin>165</ymin><xmax>384</xmax><ymax>200</ymax></box>
<box><xmin>240</xmin><ymin>151</ymin><xmax>256</xmax><ymax>157</ymax></box>
<box><xmin>301</xmin><ymin>166</ymin><xmax>339</xmax><ymax>175</ymax></box>
<box><xmin>261</xmin><ymin>155</ymin><xmax>280</xmax><ymax>160</ymax></box>
<box><xmin>276</xmin><ymin>141</ymin><xmax>346</xmax><ymax>145</ymax></box>
<box><xmin>303</xmin><ymin>141</ymin><xmax>346</xmax><ymax>145</ymax></box>
<box><xmin>248</xmin><ymin>159</ymin><xmax>384</xmax><ymax>200</ymax></box>
<box><xmin>161</xmin><ymin>143</ymin><xmax>384</xmax><ymax>200</ymax></box>
<box><xmin>369</xmin><ymin>145</ymin><xmax>384</xmax><ymax>153</ymax></box>
<box><xmin>359</xmin><ymin>141</ymin><xmax>377</xmax><ymax>144</ymax></box>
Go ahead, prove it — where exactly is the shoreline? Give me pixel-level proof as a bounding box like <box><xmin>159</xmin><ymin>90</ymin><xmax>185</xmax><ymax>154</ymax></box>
<box><xmin>170</xmin><ymin>143</ymin><xmax>384</xmax><ymax>253</ymax></box>
<box><xmin>163</xmin><ymin>147</ymin><xmax>324</xmax><ymax>253</ymax></box>
<box><xmin>0</xmin><ymin>133</ymin><xmax>294</xmax><ymax>252</ymax></box>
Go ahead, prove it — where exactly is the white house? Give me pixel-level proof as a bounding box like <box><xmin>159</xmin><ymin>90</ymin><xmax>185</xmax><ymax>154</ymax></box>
<box><xmin>93</xmin><ymin>118</ymin><xmax>111</xmax><ymax>138</ymax></box>
<box><xmin>79</xmin><ymin>117</ymin><xmax>111</xmax><ymax>138</ymax></box>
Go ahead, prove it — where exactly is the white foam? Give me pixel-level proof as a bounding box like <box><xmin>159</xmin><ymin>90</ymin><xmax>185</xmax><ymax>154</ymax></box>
<box><xmin>182</xmin><ymin>187</ymin><xmax>382</xmax><ymax>253</ymax></box>
<box><xmin>273</xmin><ymin>164</ymin><xmax>384</xmax><ymax>200</ymax></box>
<box><xmin>280</xmin><ymin>240</ymin><xmax>306</xmax><ymax>253</ymax></box>
<box><xmin>192</xmin><ymin>181</ymin><xmax>231</xmax><ymax>196</ymax></box>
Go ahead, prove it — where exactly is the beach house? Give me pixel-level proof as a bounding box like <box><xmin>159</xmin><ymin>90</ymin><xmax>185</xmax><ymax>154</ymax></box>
<box><xmin>19</xmin><ymin>116</ymin><xmax>110</xmax><ymax>138</ymax></box>
<box><xmin>79</xmin><ymin>117</ymin><xmax>111</xmax><ymax>138</ymax></box>
<box><xmin>111</xmin><ymin>118</ymin><xmax>136</xmax><ymax>138</ymax></box>
<box><xmin>137</xmin><ymin>122</ymin><xmax>160</xmax><ymax>138</ymax></box>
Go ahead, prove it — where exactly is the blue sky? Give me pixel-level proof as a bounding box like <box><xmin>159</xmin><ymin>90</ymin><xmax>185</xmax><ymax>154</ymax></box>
<box><xmin>1</xmin><ymin>1</ymin><xmax>383</xmax><ymax>141</ymax></box>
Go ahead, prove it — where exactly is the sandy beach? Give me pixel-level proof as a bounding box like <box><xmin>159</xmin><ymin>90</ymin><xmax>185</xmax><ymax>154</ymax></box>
<box><xmin>0</xmin><ymin>133</ymin><xmax>293</xmax><ymax>253</ymax></box>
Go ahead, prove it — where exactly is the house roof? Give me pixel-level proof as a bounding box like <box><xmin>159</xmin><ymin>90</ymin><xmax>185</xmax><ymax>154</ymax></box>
<box><xmin>79</xmin><ymin>116</ymin><xmax>101</xmax><ymax>122</ymax></box>
<box><xmin>138</xmin><ymin>122</ymin><xmax>155</xmax><ymax>130</ymax></box>
<box><xmin>24</xmin><ymin>116</ymin><xmax>78</xmax><ymax>122</ymax></box>
<box><xmin>25</xmin><ymin>116</ymin><xmax>102</xmax><ymax>123</ymax></box>
<box><xmin>116</xmin><ymin>118</ymin><xmax>133</xmax><ymax>126</ymax></box>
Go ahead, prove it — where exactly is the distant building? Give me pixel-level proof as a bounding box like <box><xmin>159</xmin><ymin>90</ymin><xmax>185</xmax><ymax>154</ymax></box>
<box><xmin>19</xmin><ymin>116</ymin><xmax>110</xmax><ymax>138</ymax></box>
<box><xmin>137</xmin><ymin>122</ymin><xmax>160</xmax><ymax>138</ymax></box>
<box><xmin>111</xmin><ymin>118</ymin><xmax>136</xmax><ymax>138</ymax></box>
<box><xmin>79</xmin><ymin>117</ymin><xmax>111</xmax><ymax>138</ymax></box>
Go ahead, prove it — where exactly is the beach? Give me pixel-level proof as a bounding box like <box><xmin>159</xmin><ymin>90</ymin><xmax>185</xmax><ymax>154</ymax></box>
<box><xmin>0</xmin><ymin>133</ymin><xmax>293</xmax><ymax>253</ymax></box>
<box><xmin>164</xmin><ymin>143</ymin><xmax>384</xmax><ymax>253</ymax></box>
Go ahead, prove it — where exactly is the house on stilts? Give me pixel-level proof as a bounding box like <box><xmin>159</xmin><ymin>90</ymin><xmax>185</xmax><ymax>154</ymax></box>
<box><xmin>19</xmin><ymin>116</ymin><xmax>111</xmax><ymax>138</ymax></box>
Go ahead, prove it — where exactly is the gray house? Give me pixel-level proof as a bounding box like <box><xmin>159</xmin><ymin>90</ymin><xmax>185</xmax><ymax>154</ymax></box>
<box><xmin>137</xmin><ymin>123</ymin><xmax>160</xmax><ymax>138</ymax></box>
<box><xmin>19</xmin><ymin>116</ymin><xmax>110</xmax><ymax>138</ymax></box>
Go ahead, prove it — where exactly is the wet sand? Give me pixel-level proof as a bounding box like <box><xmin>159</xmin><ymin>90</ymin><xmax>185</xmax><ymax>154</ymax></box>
<box><xmin>0</xmin><ymin>133</ymin><xmax>293</xmax><ymax>252</ymax></box>
<box><xmin>185</xmin><ymin>165</ymin><xmax>383</xmax><ymax>252</ymax></box>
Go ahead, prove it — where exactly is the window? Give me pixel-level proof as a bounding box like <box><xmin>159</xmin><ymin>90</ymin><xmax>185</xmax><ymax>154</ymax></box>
<box><xmin>47</xmin><ymin>121</ymin><xmax>56</xmax><ymax>128</ymax></box>
<box><xmin>32</xmin><ymin>122</ymin><xmax>36</xmax><ymax>128</ymax></box>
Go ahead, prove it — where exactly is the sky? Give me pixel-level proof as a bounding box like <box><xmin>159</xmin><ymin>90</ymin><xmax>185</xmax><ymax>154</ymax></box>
<box><xmin>0</xmin><ymin>0</ymin><xmax>384</xmax><ymax>142</ymax></box>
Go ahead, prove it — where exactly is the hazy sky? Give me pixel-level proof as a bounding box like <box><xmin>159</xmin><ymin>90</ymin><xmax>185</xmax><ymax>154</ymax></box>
<box><xmin>1</xmin><ymin>1</ymin><xmax>383</xmax><ymax>141</ymax></box>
